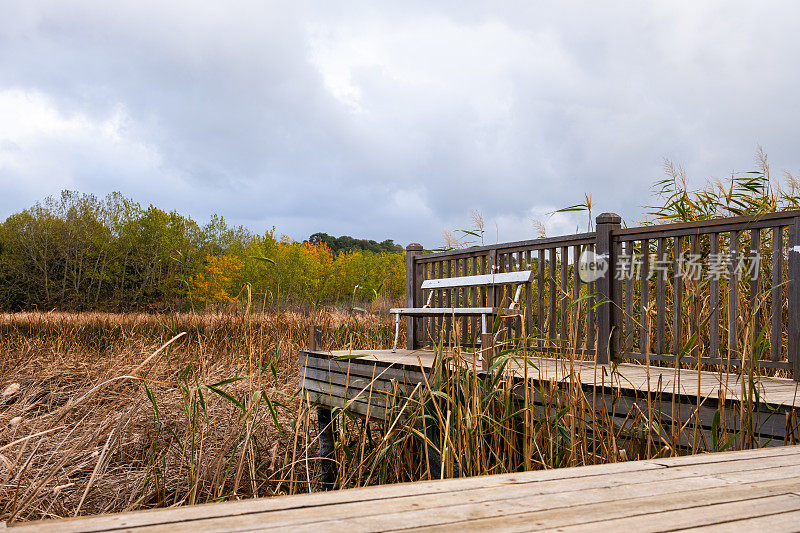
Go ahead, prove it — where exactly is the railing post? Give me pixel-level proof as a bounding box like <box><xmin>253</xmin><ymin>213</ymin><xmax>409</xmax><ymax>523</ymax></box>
<box><xmin>406</xmin><ymin>243</ymin><xmax>424</xmax><ymax>350</ymax></box>
<box><xmin>790</xmin><ymin>217</ymin><xmax>800</xmax><ymax>380</ymax></box>
<box><xmin>308</xmin><ymin>324</ymin><xmax>322</xmax><ymax>351</ymax></box>
<box><xmin>307</xmin><ymin>323</ymin><xmax>335</xmax><ymax>487</ymax></box>
<box><xmin>596</xmin><ymin>213</ymin><xmax>621</xmax><ymax>365</ymax></box>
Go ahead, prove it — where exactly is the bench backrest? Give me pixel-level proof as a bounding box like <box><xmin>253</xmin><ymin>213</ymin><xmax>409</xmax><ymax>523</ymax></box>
<box><xmin>420</xmin><ymin>270</ymin><xmax>533</xmax><ymax>290</ymax></box>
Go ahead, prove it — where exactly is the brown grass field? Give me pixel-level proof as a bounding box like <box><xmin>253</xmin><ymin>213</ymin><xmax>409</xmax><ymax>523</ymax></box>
<box><xmin>0</xmin><ymin>311</ymin><xmax>397</xmax><ymax>523</ymax></box>
<box><xmin>0</xmin><ymin>308</ymin><xmax>777</xmax><ymax>525</ymax></box>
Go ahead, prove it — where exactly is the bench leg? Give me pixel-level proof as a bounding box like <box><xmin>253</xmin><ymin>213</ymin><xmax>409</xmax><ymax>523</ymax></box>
<box><xmin>480</xmin><ymin>314</ymin><xmax>494</xmax><ymax>371</ymax></box>
<box><xmin>317</xmin><ymin>405</ymin><xmax>337</xmax><ymax>488</ymax></box>
<box><xmin>391</xmin><ymin>313</ymin><xmax>400</xmax><ymax>353</ymax></box>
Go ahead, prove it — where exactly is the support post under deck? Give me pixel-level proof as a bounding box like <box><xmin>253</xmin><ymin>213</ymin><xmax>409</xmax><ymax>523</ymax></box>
<box><xmin>308</xmin><ymin>324</ymin><xmax>337</xmax><ymax>487</ymax></box>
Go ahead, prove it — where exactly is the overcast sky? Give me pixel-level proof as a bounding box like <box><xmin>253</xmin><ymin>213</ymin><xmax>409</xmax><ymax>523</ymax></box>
<box><xmin>2</xmin><ymin>2</ymin><xmax>799</xmax><ymax>247</ymax></box>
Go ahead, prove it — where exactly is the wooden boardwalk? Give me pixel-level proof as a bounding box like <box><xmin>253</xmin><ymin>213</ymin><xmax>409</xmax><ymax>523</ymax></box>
<box><xmin>301</xmin><ymin>349</ymin><xmax>800</xmax><ymax>445</ymax></box>
<box><xmin>12</xmin><ymin>446</ymin><xmax>800</xmax><ymax>531</ymax></box>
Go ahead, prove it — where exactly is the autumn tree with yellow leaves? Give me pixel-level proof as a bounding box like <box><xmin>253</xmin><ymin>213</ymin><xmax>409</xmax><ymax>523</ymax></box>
<box><xmin>189</xmin><ymin>254</ymin><xmax>245</xmax><ymax>304</ymax></box>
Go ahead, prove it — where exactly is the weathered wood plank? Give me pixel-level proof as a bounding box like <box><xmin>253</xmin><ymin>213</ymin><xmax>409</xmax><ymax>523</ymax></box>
<box><xmin>529</xmin><ymin>493</ymin><xmax>800</xmax><ymax>533</ymax></box>
<box><xmin>677</xmin><ymin>509</ymin><xmax>800</xmax><ymax>532</ymax></box>
<box><xmin>106</xmin><ymin>458</ymin><xmax>800</xmax><ymax>532</ymax></box>
<box><xmin>267</xmin><ymin>475</ymin><xmax>798</xmax><ymax>532</ymax></box>
<box><xmin>13</xmin><ymin>447</ymin><xmax>800</xmax><ymax>532</ymax></box>
<box><xmin>300</xmin><ymin>352</ymin><xmax>429</xmax><ymax>381</ymax></box>
<box><xmin>301</xmin><ymin>377</ymin><xmax>392</xmax><ymax>408</ymax></box>
<box><xmin>302</xmin><ymin>367</ymin><xmax>416</xmax><ymax>396</ymax></box>
<box><xmin>611</xmin><ymin>209</ymin><xmax>800</xmax><ymax>237</ymax></box>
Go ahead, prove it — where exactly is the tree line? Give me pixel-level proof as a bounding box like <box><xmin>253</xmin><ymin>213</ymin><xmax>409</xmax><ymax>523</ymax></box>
<box><xmin>0</xmin><ymin>191</ymin><xmax>406</xmax><ymax>311</ymax></box>
<box><xmin>307</xmin><ymin>233</ymin><xmax>403</xmax><ymax>255</ymax></box>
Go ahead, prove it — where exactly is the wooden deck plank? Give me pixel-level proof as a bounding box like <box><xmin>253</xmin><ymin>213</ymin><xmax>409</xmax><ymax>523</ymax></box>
<box><xmin>531</xmin><ymin>494</ymin><xmax>800</xmax><ymax>533</ymax></box>
<box><xmin>254</xmin><ymin>465</ymin><xmax>800</xmax><ymax>533</ymax></box>
<box><xmin>677</xmin><ymin>509</ymin><xmax>800</xmax><ymax>532</ymax></box>
<box><xmin>12</xmin><ymin>447</ymin><xmax>800</xmax><ymax>532</ymax></box>
<box><xmin>127</xmin><ymin>457</ymin><xmax>800</xmax><ymax>532</ymax></box>
<box><xmin>9</xmin><ymin>459</ymin><xmax>664</xmax><ymax>532</ymax></box>
<box><xmin>409</xmin><ymin>478</ymin><xmax>800</xmax><ymax>532</ymax></box>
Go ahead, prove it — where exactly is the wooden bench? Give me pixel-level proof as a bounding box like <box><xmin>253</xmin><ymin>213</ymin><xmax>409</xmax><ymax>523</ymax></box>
<box><xmin>389</xmin><ymin>270</ymin><xmax>534</xmax><ymax>365</ymax></box>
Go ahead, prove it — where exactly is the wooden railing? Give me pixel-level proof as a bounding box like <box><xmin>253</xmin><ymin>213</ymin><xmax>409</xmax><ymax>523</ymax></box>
<box><xmin>405</xmin><ymin>210</ymin><xmax>800</xmax><ymax>379</ymax></box>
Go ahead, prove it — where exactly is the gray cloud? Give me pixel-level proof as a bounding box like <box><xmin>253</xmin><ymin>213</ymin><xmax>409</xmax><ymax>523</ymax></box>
<box><xmin>1</xmin><ymin>1</ymin><xmax>799</xmax><ymax>247</ymax></box>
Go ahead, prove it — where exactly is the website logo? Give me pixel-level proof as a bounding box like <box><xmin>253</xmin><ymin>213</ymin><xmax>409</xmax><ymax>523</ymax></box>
<box><xmin>579</xmin><ymin>250</ymin><xmax>608</xmax><ymax>283</ymax></box>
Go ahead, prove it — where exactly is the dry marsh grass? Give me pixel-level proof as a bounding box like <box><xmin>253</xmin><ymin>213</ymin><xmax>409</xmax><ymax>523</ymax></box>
<box><xmin>0</xmin><ymin>307</ymin><xmax>788</xmax><ymax>525</ymax></box>
<box><xmin>0</xmin><ymin>310</ymin><xmax>395</xmax><ymax>523</ymax></box>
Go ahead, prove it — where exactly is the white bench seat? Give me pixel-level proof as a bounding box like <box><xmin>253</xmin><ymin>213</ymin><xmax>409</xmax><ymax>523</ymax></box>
<box><xmin>389</xmin><ymin>307</ymin><xmax>522</xmax><ymax>316</ymax></box>
<box><xmin>390</xmin><ymin>269</ymin><xmax>533</xmax><ymax>352</ymax></box>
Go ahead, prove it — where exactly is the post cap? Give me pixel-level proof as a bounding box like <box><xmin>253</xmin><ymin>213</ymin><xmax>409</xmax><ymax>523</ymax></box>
<box><xmin>596</xmin><ymin>213</ymin><xmax>622</xmax><ymax>225</ymax></box>
<box><xmin>406</xmin><ymin>243</ymin><xmax>424</xmax><ymax>251</ymax></box>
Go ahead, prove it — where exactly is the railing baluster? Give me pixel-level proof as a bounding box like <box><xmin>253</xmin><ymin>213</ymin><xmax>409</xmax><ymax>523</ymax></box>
<box><xmin>525</xmin><ymin>250</ymin><xmax>533</xmax><ymax>347</ymax></box>
<box><xmin>444</xmin><ymin>259</ymin><xmax>452</xmax><ymax>344</ymax></box>
<box><xmin>436</xmin><ymin>260</ymin><xmax>443</xmax><ymax>341</ymax></box>
<box><xmin>470</xmin><ymin>255</ymin><xmax>478</xmax><ymax>346</ymax></box>
<box><xmin>771</xmin><ymin>227</ymin><xmax>783</xmax><ymax>362</ymax></box>
<box><xmin>480</xmin><ymin>255</ymin><xmax>487</xmax><ymax>307</ymax></box>
<box><xmin>514</xmin><ymin>252</ymin><xmax>523</xmax><ymax>346</ymax></box>
<box><xmin>689</xmin><ymin>234</ymin><xmax>699</xmax><ymax>362</ymax></box>
<box><xmin>488</xmin><ymin>248</ymin><xmax>497</xmax><ymax>311</ymax></box>
<box><xmin>710</xmin><ymin>233</ymin><xmax>720</xmax><ymax>361</ymax></box>
<box><xmin>640</xmin><ymin>239</ymin><xmax>650</xmax><ymax>355</ymax></box>
<box><xmin>573</xmin><ymin>245</ymin><xmax>581</xmax><ymax>351</ymax></box>
<box><xmin>549</xmin><ymin>247</ymin><xmax>557</xmax><ymax>350</ymax></box>
<box><xmin>625</xmin><ymin>240</ymin><xmax>634</xmax><ymax>353</ymax></box>
<box><xmin>586</xmin><ymin>244</ymin><xmax>595</xmax><ymax>353</ymax></box>
<box><xmin>673</xmin><ymin>236</ymin><xmax>684</xmax><ymax>355</ymax></box>
<box><xmin>460</xmin><ymin>256</ymin><xmax>468</xmax><ymax>346</ymax></box>
<box><xmin>538</xmin><ymin>248</ymin><xmax>545</xmax><ymax>350</ymax></box>
<box><xmin>560</xmin><ymin>246</ymin><xmax>568</xmax><ymax>349</ymax></box>
<box><xmin>656</xmin><ymin>237</ymin><xmax>666</xmax><ymax>355</ymax></box>
<box><xmin>729</xmin><ymin>231</ymin><xmax>739</xmax><ymax>363</ymax></box>
<box><xmin>750</xmin><ymin>229</ymin><xmax>762</xmax><ymax>335</ymax></box>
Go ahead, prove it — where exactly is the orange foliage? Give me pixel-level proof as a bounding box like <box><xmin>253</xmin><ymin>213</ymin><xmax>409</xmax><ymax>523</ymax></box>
<box><xmin>189</xmin><ymin>254</ymin><xmax>245</xmax><ymax>304</ymax></box>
